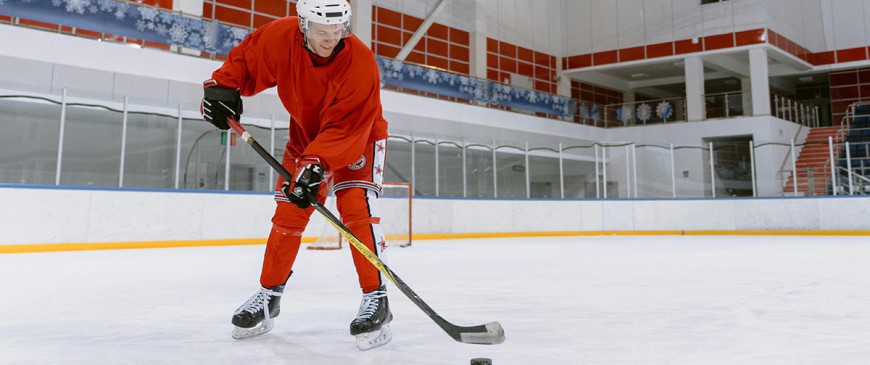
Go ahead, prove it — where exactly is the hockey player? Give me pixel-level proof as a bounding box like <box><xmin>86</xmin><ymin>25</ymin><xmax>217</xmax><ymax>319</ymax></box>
<box><xmin>200</xmin><ymin>0</ymin><xmax>392</xmax><ymax>350</ymax></box>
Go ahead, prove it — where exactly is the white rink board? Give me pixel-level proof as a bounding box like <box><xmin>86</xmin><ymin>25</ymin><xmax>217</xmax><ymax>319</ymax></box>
<box><xmin>1</xmin><ymin>186</ymin><xmax>869</xmax><ymax>245</ymax></box>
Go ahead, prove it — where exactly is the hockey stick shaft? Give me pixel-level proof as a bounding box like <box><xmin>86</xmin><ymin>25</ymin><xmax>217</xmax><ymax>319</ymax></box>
<box><xmin>225</xmin><ymin>118</ymin><xmax>504</xmax><ymax>345</ymax></box>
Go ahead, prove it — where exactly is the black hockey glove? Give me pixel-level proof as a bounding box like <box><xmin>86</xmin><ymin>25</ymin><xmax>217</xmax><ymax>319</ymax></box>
<box><xmin>201</xmin><ymin>79</ymin><xmax>242</xmax><ymax>130</ymax></box>
<box><xmin>282</xmin><ymin>156</ymin><xmax>324</xmax><ymax>209</ymax></box>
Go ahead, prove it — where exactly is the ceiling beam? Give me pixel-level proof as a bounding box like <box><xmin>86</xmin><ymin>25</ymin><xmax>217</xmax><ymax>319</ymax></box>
<box><xmin>703</xmin><ymin>55</ymin><xmax>750</xmax><ymax>77</ymax></box>
<box><xmin>628</xmin><ymin>71</ymin><xmax>732</xmax><ymax>89</ymax></box>
<box><xmin>570</xmin><ymin>71</ymin><xmax>632</xmax><ymax>91</ymax></box>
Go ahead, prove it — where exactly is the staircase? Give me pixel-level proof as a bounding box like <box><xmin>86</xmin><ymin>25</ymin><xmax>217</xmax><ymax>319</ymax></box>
<box><xmin>784</xmin><ymin>126</ymin><xmax>844</xmax><ymax>196</ymax></box>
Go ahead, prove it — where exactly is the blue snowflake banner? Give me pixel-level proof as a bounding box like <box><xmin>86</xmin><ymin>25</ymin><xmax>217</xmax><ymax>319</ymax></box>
<box><xmin>377</xmin><ymin>57</ymin><xmax>575</xmax><ymax>118</ymax></box>
<box><xmin>377</xmin><ymin>57</ymin><xmax>489</xmax><ymax>102</ymax></box>
<box><xmin>0</xmin><ymin>0</ymin><xmax>248</xmax><ymax>55</ymax></box>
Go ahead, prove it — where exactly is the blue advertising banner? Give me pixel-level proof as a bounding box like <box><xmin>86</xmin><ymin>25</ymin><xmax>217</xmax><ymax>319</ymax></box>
<box><xmin>377</xmin><ymin>57</ymin><xmax>575</xmax><ymax>118</ymax></box>
<box><xmin>0</xmin><ymin>0</ymin><xmax>249</xmax><ymax>55</ymax></box>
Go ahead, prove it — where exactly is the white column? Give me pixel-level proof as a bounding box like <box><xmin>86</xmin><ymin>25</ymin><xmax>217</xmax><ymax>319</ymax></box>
<box><xmin>741</xmin><ymin>78</ymin><xmax>753</xmax><ymax>115</ymax></box>
<box><xmin>351</xmin><ymin>0</ymin><xmax>373</xmax><ymax>47</ymax></box>
<box><xmin>173</xmin><ymin>0</ymin><xmax>203</xmax><ymax>15</ymax></box>
<box><xmin>469</xmin><ymin>0</ymin><xmax>488</xmax><ymax>79</ymax></box>
<box><xmin>623</xmin><ymin>90</ymin><xmax>636</xmax><ymax>104</ymax></box>
<box><xmin>685</xmin><ymin>56</ymin><xmax>705</xmax><ymax>122</ymax></box>
<box><xmin>749</xmin><ymin>47</ymin><xmax>771</xmax><ymax>116</ymax></box>
<box><xmin>557</xmin><ymin>69</ymin><xmax>571</xmax><ymax>98</ymax></box>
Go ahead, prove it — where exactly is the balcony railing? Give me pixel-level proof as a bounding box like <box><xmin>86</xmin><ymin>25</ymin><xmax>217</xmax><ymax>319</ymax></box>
<box><xmin>592</xmin><ymin>91</ymin><xmax>821</xmax><ymax>128</ymax></box>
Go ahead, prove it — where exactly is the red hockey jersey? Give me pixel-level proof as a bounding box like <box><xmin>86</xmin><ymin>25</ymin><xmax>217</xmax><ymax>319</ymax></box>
<box><xmin>211</xmin><ymin>16</ymin><xmax>388</xmax><ymax>171</ymax></box>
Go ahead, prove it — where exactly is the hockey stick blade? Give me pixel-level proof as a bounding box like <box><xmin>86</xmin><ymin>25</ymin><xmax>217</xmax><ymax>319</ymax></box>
<box><xmin>226</xmin><ymin>118</ymin><xmax>505</xmax><ymax>346</ymax></box>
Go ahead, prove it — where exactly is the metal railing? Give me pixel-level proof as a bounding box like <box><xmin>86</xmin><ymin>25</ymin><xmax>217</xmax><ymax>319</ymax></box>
<box><xmin>772</xmin><ymin>94</ymin><xmax>821</xmax><ymax>127</ymax></box>
<box><xmin>705</xmin><ymin>91</ymin><xmax>748</xmax><ymax>119</ymax></box>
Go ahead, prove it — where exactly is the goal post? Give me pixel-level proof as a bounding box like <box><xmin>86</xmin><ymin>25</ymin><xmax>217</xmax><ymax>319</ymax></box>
<box><xmin>305</xmin><ymin>181</ymin><xmax>412</xmax><ymax>250</ymax></box>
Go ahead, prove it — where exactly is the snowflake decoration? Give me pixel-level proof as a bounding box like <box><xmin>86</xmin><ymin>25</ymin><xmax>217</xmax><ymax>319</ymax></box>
<box><xmin>54</xmin><ymin>0</ymin><xmax>91</xmax><ymax>14</ymax></box>
<box><xmin>98</xmin><ymin>0</ymin><xmax>115</xmax><ymax>12</ymax></box>
<box><xmin>187</xmin><ymin>33</ymin><xmax>203</xmax><ymax>48</ymax></box>
<box><xmin>656</xmin><ymin>101</ymin><xmax>673</xmax><ymax>122</ymax></box>
<box><xmin>155</xmin><ymin>24</ymin><xmax>168</xmax><ymax>36</ymax></box>
<box><xmin>590</xmin><ymin>105</ymin><xmax>601</xmax><ymax>121</ymax></box>
<box><xmin>473</xmin><ymin>87</ymin><xmax>484</xmax><ymax>101</ymax></box>
<box><xmin>425</xmin><ymin>69</ymin><xmax>439</xmax><ymax>84</ymax></box>
<box><xmin>221</xmin><ymin>26</ymin><xmax>246</xmax><ymax>49</ymax></box>
<box><xmin>527</xmin><ymin>90</ymin><xmax>538</xmax><ymax>104</ymax></box>
<box><xmin>636</xmin><ymin>103</ymin><xmax>653</xmax><ymax>123</ymax></box>
<box><xmin>389</xmin><ymin>60</ymin><xmax>404</xmax><ymax>72</ymax></box>
<box><xmin>138</xmin><ymin>7</ymin><xmax>158</xmax><ymax>21</ymax></box>
<box><xmin>111</xmin><ymin>2</ymin><xmax>129</xmax><ymax>19</ymax></box>
<box><xmin>616</xmin><ymin>105</ymin><xmax>633</xmax><ymax>124</ymax></box>
<box><xmin>446</xmin><ymin>74</ymin><xmax>456</xmax><ymax>86</ymax></box>
<box><xmin>579</xmin><ymin>104</ymin><xmax>590</xmax><ymax>120</ymax></box>
<box><xmin>169</xmin><ymin>23</ymin><xmax>189</xmax><ymax>44</ymax></box>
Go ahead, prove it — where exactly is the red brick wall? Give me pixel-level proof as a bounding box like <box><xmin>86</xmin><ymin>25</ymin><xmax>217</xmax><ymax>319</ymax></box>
<box><xmin>487</xmin><ymin>38</ymin><xmax>557</xmax><ymax>94</ymax></box>
<box><xmin>204</xmin><ymin>0</ymin><xmax>293</xmax><ymax>29</ymax></box>
<box><xmin>371</xmin><ymin>6</ymin><xmax>470</xmax><ymax>75</ymax></box>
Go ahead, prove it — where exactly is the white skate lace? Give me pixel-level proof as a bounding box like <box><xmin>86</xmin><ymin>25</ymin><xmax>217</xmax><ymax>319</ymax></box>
<box><xmin>235</xmin><ymin>287</ymin><xmax>282</xmax><ymax>316</ymax></box>
<box><xmin>355</xmin><ymin>289</ymin><xmax>387</xmax><ymax>320</ymax></box>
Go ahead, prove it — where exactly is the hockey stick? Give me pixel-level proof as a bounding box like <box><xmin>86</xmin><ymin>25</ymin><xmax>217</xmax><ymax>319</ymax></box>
<box><xmin>225</xmin><ymin>118</ymin><xmax>505</xmax><ymax>345</ymax></box>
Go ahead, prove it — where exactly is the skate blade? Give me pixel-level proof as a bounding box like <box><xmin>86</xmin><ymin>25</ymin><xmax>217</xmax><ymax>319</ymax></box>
<box><xmin>232</xmin><ymin>318</ymin><xmax>274</xmax><ymax>340</ymax></box>
<box><xmin>355</xmin><ymin>323</ymin><xmax>393</xmax><ymax>351</ymax></box>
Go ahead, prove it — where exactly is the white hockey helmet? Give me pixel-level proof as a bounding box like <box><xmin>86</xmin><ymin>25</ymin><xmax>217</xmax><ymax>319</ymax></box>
<box><xmin>297</xmin><ymin>0</ymin><xmax>352</xmax><ymax>39</ymax></box>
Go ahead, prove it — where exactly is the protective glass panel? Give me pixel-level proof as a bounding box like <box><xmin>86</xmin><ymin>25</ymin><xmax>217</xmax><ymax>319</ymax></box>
<box><xmin>562</xmin><ymin>144</ymin><xmax>598</xmax><ymax>199</ymax></box>
<box><xmin>528</xmin><ymin>154</ymin><xmax>560</xmax><ymax>199</ymax></box>
<box><xmin>60</xmin><ymin>105</ymin><xmax>122</xmax><ymax>187</ymax></box>
<box><xmin>600</xmin><ymin>144</ymin><xmax>631</xmax><ymax>199</ymax></box>
<box><xmin>273</xmin><ymin>126</ymin><xmax>290</xmax><ymax>187</ymax></box>
<box><xmin>635</xmin><ymin>145</ymin><xmax>674</xmax><ymax>198</ymax></box>
<box><xmin>229</xmin><ymin>123</ymin><xmax>274</xmax><ymax>191</ymax></box>
<box><xmin>122</xmin><ymin>112</ymin><xmax>178</xmax><ymax>189</ymax></box>
<box><xmin>0</xmin><ymin>98</ymin><xmax>61</xmax><ymax>185</ymax></box>
<box><xmin>674</xmin><ymin>146</ymin><xmax>707</xmax><ymax>198</ymax></box>
<box><xmin>384</xmin><ymin>137</ymin><xmax>412</xmax><ymax>186</ymax></box>
<box><xmin>711</xmin><ymin>140</ymin><xmax>754</xmax><ymax>197</ymax></box>
<box><xmin>437</xmin><ymin>142</ymin><xmax>463</xmax><ymax>197</ymax></box>
<box><xmin>495</xmin><ymin>148</ymin><xmax>525</xmax><ymax>198</ymax></box>
<box><xmin>465</xmin><ymin>146</ymin><xmax>494</xmax><ymax>198</ymax></box>
<box><xmin>179</xmin><ymin>120</ymin><xmax>224</xmax><ymax>190</ymax></box>
<box><xmin>413</xmin><ymin>141</ymin><xmax>436</xmax><ymax>196</ymax></box>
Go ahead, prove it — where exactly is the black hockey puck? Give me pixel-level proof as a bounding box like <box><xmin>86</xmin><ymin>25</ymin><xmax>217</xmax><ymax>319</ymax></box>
<box><xmin>470</xmin><ymin>358</ymin><xmax>492</xmax><ymax>365</ymax></box>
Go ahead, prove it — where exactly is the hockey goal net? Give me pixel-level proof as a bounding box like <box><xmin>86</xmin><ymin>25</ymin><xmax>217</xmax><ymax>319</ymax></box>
<box><xmin>305</xmin><ymin>182</ymin><xmax>412</xmax><ymax>250</ymax></box>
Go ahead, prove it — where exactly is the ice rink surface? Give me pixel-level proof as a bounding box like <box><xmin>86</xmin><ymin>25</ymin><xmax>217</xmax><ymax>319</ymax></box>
<box><xmin>2</xmin><ymin>235</ymin><xmax>870</xmax><ymax>365</ymax></box>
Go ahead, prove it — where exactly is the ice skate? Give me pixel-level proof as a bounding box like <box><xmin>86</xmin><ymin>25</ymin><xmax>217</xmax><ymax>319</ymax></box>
<box><xmin>231</xmin><ymin>285</ymin><xmax>284</xmax><ymax>339</ymax></box>
<box><xmin>350</xmin><ymin>285</ymin><xmax>393</xmax><ymax>350</ymax></box>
